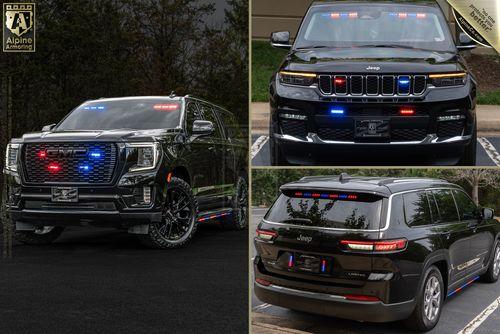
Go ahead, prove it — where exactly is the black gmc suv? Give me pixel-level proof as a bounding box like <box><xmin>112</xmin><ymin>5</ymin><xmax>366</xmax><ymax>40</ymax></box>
<box><xmin>3</xmin><ymin>95</ymin><xmax>248</xmax><ymax>249</ymax></box>
<box><xmin>254</xmin><ymin>175</ymin><xmax>500</xmax><ymax>331</ymax></box>
<box><xmin>268</xmin><ymin>1</ymin><xmax>478</xmax><ymax>166</ymax></box>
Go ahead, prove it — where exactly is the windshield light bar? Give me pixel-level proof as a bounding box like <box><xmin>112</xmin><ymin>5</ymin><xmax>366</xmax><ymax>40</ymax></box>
<box><xmin>279</xmin><ymin>71</ymin><xmax>317</xmax><ymax>78</ymax></box>
<box><xmin>153</xmin><ymin>103</ymin><xmax>179</xmax><ymax>111</ymax></box>
<box><xmin>429</xmin><ymin>72</ymin><xmax>466</xmax><ymax>79</ymax></box>
<box><xmin>294</xmin><ymin>192</ymin><xmax>357</xmax><ymax>200</ymax></box>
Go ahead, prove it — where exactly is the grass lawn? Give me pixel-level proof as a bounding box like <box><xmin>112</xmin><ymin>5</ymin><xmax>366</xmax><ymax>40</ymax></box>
<box><xmin>251</xmin><ymin>39</ymin><xmax>500</xmax><ymax>105</ymax></box>
<box><xmin>478</xmin><ymin>90</ymin><xmax>500</xmax><ymax>105</ymax></box>
<box><xmin>252</xmin><ymin>40</ymin><xmax>287</xmax><ymax>102</ymax></box>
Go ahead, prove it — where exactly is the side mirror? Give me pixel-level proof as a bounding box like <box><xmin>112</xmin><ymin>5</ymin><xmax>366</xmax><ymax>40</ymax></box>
<box><xmin>271</xmin><ymin>31</ymin><xmax>292</xmax><ymax>50</ymax></box>
<box><xmin>192</xmin><ymin>120</ymin><xmax>214</xmax><ymax>136</ymax></box>
<box><xmin>457</xmin><ymin>32</ymin><xmax>477</xmax><ymax>50</ymax></box>
<box><xmin>481</xmin><ymin>208</ymin><xmax>494</xmax><ymax>220</ymax></box>
<box><xmin>42</xmin><ymin>124</ymin><xmax>56</xmax><ymax>132</ymax></box>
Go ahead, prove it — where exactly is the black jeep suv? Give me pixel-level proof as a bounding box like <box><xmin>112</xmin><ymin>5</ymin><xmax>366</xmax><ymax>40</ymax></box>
<box><xmin>268</xmin><ymin>1</ymin><xmax>478</xmax><ymax>166</ymax></box>
<box><xmin>4</xmin><ymin>95</ymin><xmax>248</xmax><ymax>249</ymax></box>
<box><xmin>254</xmin><ymin>175</ymin><xmax>500</xmax><ymax>331</ymax></box>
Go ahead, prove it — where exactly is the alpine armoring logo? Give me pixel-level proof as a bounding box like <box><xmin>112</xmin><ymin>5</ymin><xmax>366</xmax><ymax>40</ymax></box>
<box><xmin>3</xmin><ymin>3</ymin><xmax>35</xmax><ymax>52</ymax></box>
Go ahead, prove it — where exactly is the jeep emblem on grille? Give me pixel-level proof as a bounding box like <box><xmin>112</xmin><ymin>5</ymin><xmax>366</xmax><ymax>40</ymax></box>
<box><xmin>366</xmin><ymin>66</ymin><xmax>381</xmax><ymax>71</ymax></box>
<box><xmin>46</xmin><ymin>148</ymin><xmax>88</xmax><ymax>158</ymax></box>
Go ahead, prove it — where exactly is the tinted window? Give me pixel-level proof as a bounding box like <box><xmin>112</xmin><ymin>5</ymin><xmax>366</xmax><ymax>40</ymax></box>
<box><xmin>57</xmin><ymin>99</ymin><xmax>182</xmax><ymax>131</ymax></box>
<box><xmin>265</xmin><ymin>192</ymin><xmax>383</xmax><ymax>230</ymax></box>
<box><xmin>390</xmin><ymin>194</ymin><xmax>405</xmax><ymax>227</ymax></box>
<box><xmin>453</xmin><ymin>190</ymin><xmax>478</xmax><ymax>221</ymax></box>
<box><xmin>432</xmin><ymin>189</ymin><xmax>459</xmax><ymax>223</ymax></box>
<box><xmin>295</xmin><ymin>5</ymin><xmax>454</xmax><ymax>52</ymax></box>
<box><xmin>199</xmin><ymin>103</ymin><xmax>223</xmax><ymax>139</ymax></box>
<box><xmin>216</xmin><ymin>109</ymin><xmax>240</xmax><ymax>140</ymax></box>
<box><xmin>403</xmin><ymin>191</ymin><xmax>433</xmax><ymax>227</ymax></box>
<box><xmin>185</xmin><ymin>101</ymin><xmax>201</xmax><ymax>136</ymax></box>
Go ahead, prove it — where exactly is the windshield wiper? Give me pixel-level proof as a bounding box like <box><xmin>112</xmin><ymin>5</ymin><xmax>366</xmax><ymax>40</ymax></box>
<box><xmin>279</xmin><ymin>218</ymin><xmax>313</xmax><ymax>225</ymax></box>
<box><xmin>296</xmin><ymin>45</ymin><xmax>331</xmax><ymax>50</ymax></box>
<box><xmin>356</xmin><ymin>44</ymin><xmax>436</xmax><ymax>52</ymax></box>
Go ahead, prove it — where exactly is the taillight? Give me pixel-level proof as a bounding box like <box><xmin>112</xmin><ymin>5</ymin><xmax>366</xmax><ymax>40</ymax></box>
<box><xmin>256</xmin><ymin>229</ymin><xmax>278</xmax><ymax>241</ymax></box>
<box><xmin>344</xmin><ymin>294</ymin><xmax>380</xmax><ymax>302</ymax></box>
<box><xmin>340</xmin><ymin>239</ymin><xmax>407</xmax><ymax>252</ymax></box>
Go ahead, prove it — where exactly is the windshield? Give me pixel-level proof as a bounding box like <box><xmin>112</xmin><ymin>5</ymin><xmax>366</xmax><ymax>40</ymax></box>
<box><xmin>264</xmin><ymin>191</ymin><xmax>383</xmax><ymax>230</ymax></box>
<box><xmin>56</xmin><ymin>99</ymin><xmax>183</xmax><ymax>131</ymax></box>
<box><xmin>294</xmin><ymin>4</ymin><xmax>455</xmax><ymax>52</ymax></box>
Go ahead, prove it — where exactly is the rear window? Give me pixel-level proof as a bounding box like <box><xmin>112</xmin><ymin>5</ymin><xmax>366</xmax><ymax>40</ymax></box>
<box><xmin>264</xmin><ymin>190</ymin><xmax>383</xmax><ymax>230</ymax></box>
<box><xmin>56</xmin><ymin>99</ymin><xmax>182</xmax><ymax>131</ymax></box>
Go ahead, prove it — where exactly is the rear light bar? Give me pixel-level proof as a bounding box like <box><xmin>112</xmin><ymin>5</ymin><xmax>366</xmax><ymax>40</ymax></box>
<box><xmin>293</xmin><ymin>192</ymin><xmax>358</xmax><ymax>200</ymax></box>
<box><xmin>340</xmin><ymin>239</ymin><xmax>407</xmax><ymax>252</ymax></box>
<box><xmin>256</xmin><ymin>229</ymin><xmax>278</xmax><ymax>241</ymax></box>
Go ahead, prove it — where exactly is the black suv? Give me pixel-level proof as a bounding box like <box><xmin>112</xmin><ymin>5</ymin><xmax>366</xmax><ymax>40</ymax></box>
<box><xmin>4</xmin><ymin>95</ymin><xmax>248</xmax><ymax>249</ymax></box>
<box><xmin>268</xmin><ymin>1</ymin><xmax>478</xmax><ymax>166</ymax></box>
<box><xmin>254</xmin><ymin>175</ymin><xmax>500</xmax><ymax>331</ymax></box>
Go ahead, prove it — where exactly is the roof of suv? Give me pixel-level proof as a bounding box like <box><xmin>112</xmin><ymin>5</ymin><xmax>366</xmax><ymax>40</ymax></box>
<box><xmin>280</xmin><ymin>175</ymin><xmax>461</xmax><ymax>196</ymax></box>
<box><xmin>311</xmin><ymin>1</ymin><xmax>439</xmax><ymax>7</ymax></box>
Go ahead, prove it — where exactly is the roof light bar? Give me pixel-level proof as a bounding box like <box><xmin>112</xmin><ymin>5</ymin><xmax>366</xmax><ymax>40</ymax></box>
<box><xmin>153</xmin><ymin>104</ymin><xmax>179</xmax><ymax>111</ymax></box>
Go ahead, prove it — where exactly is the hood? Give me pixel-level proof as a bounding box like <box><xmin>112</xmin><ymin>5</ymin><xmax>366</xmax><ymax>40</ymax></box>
<box><xmin>18</xmin><ymin>128</ymin><xmax>180</xmax><ymax>143</ymax></box>
<box><xmin>282</xmin><ymin>48</ymin><xmax>462</xmax><ymax>74</ymax></box>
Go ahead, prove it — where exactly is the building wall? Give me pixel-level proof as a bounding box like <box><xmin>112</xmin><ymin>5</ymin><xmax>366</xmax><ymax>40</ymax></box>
<box><xmin>252</xmin><ymin>0</ymin><xmax>454</xmax><ymax>40</ymax></box>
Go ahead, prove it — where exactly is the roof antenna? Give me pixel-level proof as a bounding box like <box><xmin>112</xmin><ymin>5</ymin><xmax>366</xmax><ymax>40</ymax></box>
<box><xmin>339</xmin><ymin>173</ymin><xmax>350</xmax><ymax>182</ymax></box>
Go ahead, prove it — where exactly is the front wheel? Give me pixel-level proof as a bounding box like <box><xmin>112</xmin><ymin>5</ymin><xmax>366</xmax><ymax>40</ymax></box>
<box><xmin>404</xmin><ymin>265</ymin><xmax>444</xmax><ymax>332</ymax></box>
<box><xmin>139</xmin><ymin>177</ymin><xmax>198</xmax><ymax>249</ymax></box>
<box><xmin>481</xmin><ymin>242</ymin><xmax>500</xmax><ymax>283</ymax></box>
<box><xmin>14</xmin><ymin>226</ymin><xmax>65</xmax><ymax>245</ymax></box>
<box><xmin>224</xmin><ymin>176</ymin><xmax>248</xmax><ymax>230</ymax></box>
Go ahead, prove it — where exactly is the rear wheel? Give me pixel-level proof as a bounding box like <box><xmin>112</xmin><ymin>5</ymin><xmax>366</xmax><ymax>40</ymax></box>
<box><xmin>139</xmin><ymin>177</ymin><xmax>198</xmax><ymax>249</ymax></box>
<box><xmin>481</xmin><ymin>242</ymin><xmax>500</xmax><ymax>283</ymax></box>
<box><xmin>404</xmin><ymin>265</ymin><xmax>444</xmax><ymax>331</ymax></box>
<box><xmin>14</xmin><ymin>226</ymin><xmax>65</xmax><ymax>245</ymax></box>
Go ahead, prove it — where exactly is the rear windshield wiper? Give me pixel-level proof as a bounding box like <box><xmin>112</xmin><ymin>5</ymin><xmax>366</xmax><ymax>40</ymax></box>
<box><xmin>279</xmin><ymin>218</ymin><xmax>313</xmax><ymax>225</ymax></box>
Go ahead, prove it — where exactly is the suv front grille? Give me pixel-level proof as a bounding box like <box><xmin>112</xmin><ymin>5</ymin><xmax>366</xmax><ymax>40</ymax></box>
<box><xmin>24</xmin><ymin>142</ymin><xmax>117</xmax><ymax>184</ymax></box>
<box><xmin>318</xmin><ymin>74</ymin><xmax>427</xmax><ymax>96</ymax></box>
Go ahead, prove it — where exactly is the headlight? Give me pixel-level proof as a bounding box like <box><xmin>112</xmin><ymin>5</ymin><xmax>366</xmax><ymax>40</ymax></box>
<box><xmin>429</xmin><ymin>72</ymin><xmax>466</xmax><ymax>87</ymax></box>
<box><xmin>5</xmin><ymin>143</ymin><xmax>20</xmax><ymax>172</ymax></box>
<box><xmin>127</xmin><ymin>143</ymin><xmax>160</xmax><ymax>172</ymax></box>
<box><xmin>279</xmin><ymin>71</ymin><xmax>317</xmax><ymax>86</ymax></box>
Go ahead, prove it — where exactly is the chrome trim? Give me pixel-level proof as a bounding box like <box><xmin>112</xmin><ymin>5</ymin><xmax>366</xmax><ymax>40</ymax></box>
<box><xmin>274</xmin><ymin>133</ymin><xmax>471</xmax><ymax>145</ymax></box>
<box><xmin>366</xmin><ymin>75</ymin><xmax>379</xmax><ymax>96</ymax></box>
<box><xmin>318</xmin><ymin>75</ymin><xmax>332</xmax><ymax>95</ymax></box>
<box><xmin>271</xmin><ymin>42</ymin><xmax>292</xmax><ymax>49</ymax></box>
<box><xmin>413</xmin><ymin>75</ymin><xmax>427</xmax><ymax>95</ymax></box>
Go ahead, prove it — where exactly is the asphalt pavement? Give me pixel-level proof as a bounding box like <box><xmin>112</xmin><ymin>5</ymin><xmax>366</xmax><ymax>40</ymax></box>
<box><xmin>250</xmin><ymin>207</ymin><xmax>500</xmax><ymax>334</ymax></box>
<box><xmin>0</xmin><ymin>224</ymin><xmax>248</xmax><ymax>333</ymax></box>
<box><xmin>251</xmin><ymin>135</ymin><xmax>500</xmax><ymax>166</ymax></box>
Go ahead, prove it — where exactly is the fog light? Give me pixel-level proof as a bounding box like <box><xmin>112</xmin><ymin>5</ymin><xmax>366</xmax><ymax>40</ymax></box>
<box><xmin>438</xmin><ymin>115</ymin><xmax>465</xmax><ymax>121</ymax></box>
<box><xmin>143</xmin><ymin>186</ymin><xmax>151</xmax><ymax>204</ymax></box>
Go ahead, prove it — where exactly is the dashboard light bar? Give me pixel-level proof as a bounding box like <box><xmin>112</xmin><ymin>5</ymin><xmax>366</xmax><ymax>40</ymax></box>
<box><xmin>256</xmin><ymin>229</ymin><xmax>278</xmax><ymax>241</ymax></box>
<box><xmin>84</xmin><ymin>106</ymin><xmax>105</xmax><ymax>111</ymax></box>
<box><xmin>429</xmin><ymin>72</ymin><xmax>466</xmax><ymax>79</ymax></box>
<box><xmin>153</xmin><ymin>104</ymin><xmax>179</xmax><ymax>111</ymax></box>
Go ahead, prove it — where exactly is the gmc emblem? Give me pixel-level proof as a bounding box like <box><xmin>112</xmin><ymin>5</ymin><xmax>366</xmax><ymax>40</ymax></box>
<box><xmin>46</xmin><ymin>148</ymin><xmax>88</xmax><ymax>158</ymax></box>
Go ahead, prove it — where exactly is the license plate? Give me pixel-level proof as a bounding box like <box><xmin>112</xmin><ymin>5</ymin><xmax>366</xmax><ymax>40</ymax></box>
<box><xmin>295</xmin><ymin>254</ymin><xmax>321</xmax><ymax>272</ymax></box>
<box><xmin>51</xmin><ymin>187</ymin><xmax>78</xmax><ymax>202</ymax></box>
<box><xmin>355</xmin><ymin>120</ymin><xmax>390</xmax><ymax>138</ymax></box>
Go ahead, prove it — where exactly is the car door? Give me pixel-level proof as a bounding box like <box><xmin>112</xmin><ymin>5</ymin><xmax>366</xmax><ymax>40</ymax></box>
<box><xmin>453</xmin><ymin>189</ymin><xmax>494</xmax><ymax>275</ymax></box>
<box><xmin>431</xmin><ymin>189</ymin><xmax>473</xmax><ymax>284</ymax></box>
<box><xmin>214</xmin><ymin>108</ymin><xmax>237</xmax><ymax>202</ymax></box>
<box><xmin>184</xmin><ymin>100</ymin><xmax>218</xmax><ymax>210</ymax></box>
<box><xmin>198</xmin><ymin>102</ymin><xmax>226</xmax><ymax>207</ymax></box>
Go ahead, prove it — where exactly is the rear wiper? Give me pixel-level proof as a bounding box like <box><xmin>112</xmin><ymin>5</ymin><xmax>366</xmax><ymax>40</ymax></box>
<box><xmin>279</xmin><ymin>218</ymin><xmax>313</xmax><ymax>225</ymax></box>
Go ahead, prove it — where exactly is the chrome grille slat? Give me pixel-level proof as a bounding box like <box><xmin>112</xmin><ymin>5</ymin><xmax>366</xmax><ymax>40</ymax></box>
<box><xmin>317</xmin><ymin>74</ymin><xmax>427</xmax><ymax>96</ymax></box>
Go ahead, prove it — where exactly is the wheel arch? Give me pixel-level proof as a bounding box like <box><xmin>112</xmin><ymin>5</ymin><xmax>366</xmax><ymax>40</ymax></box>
<box><xmin>420</xmin><ymin>251</ymin><xmax>450</xmax><ymax>297</ymax></box>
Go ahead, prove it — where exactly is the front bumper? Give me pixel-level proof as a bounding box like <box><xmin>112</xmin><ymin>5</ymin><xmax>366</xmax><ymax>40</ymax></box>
<box><xmin>274</xmin><ymin>133</ymin><xmax>471</xmax><ymax>165</ymax></box>
<box><xmin>254</xmin><ymin>281</ymin><xmax>415</xmax><ymax>323</ymax></box>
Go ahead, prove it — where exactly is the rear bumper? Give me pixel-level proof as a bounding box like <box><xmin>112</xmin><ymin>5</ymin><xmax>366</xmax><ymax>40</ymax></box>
<box><xmin>254</xmin><ymin>281</ymin><xmax>415</xmax><ymax>323</ymax></box>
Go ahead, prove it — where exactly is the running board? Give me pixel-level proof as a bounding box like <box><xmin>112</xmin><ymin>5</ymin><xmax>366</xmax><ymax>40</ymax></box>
<box><xmin>197</xmin><ymin>209</ymin><xmax>233</xmax><ymax>223</ymax></box>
